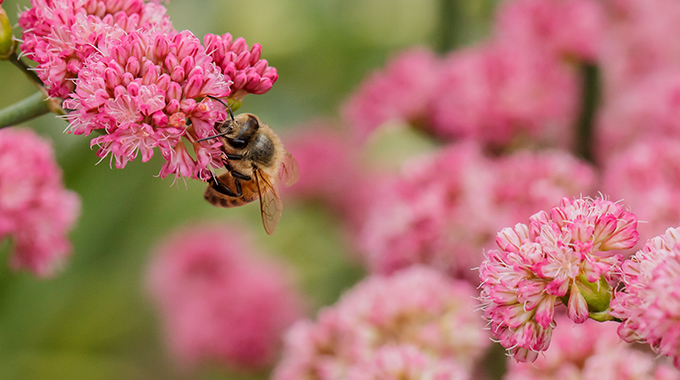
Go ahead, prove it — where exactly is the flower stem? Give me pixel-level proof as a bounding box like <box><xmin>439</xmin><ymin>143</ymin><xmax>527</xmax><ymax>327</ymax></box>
<box><xmin>0</xmin><ymin>92</ymin><xmax>53</xmax><ymax>128</ymax></box>
<box><xmin>7</xmin><ymin>52</ymin><xmax>44</xmax><ymax>90</ymax></box>
<box><xmin>436</xmin><ymin>0</ymin><xmax>462</xmax><ymax>53</ymax></box>
<box><xmin>576</xmin><ymin>63</ymin><xmax>600</xmax><ymax>165</ymax></box>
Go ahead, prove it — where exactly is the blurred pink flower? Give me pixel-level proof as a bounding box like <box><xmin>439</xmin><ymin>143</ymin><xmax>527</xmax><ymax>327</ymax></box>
<box><xmin>146</xmin><ymin>224</ymin><xmax>306</xmax><ymax>370</ymax></box>
<box><xmin>0</xmin><ymin>128</ymin><xmax>80</xmax><ymax>276</ymax></box>
<box><xmin>595</xmin><ymin>71</ymin><xmax>680</xmax><ymax>163</ymax></box>
<box><xmin>358</xmin><ymin>143</ymin><xmax>596</xmax><ymax>283</ymax></box>
<box><xmin>204</xmin><ymin>33</ymin><xmax>278</xmax><ymax>100</ymax></box>
<box><xmin>19</xmin><ymin>0</ymin><xmax>173</xmax><ymax>98</ymax></box>
<box><xmin>600</xmin><ymin>0</ymin><xmax>680</xmax><ymax>94</ymax></box>
<box><xmin>64</xmin><ymin>30</ymin><xmax>231</xmax><ymax>180</ymax></box>
<box><xmin>272</xmin><ymin>266</ymin><xmax>489</xmax><ymax>380</ymax></box>
<box><xmin>612</xmin><ymin>227</ymin><xmax>680</xmax><ymax>370</ymax></box>
<box><xmin>479</xmin><ymin>196</ymin><xmax>638</xmax><ymax>363</ymax></box>
<box><xmin>602</xmin><ymin>138</ymin><xmax>680</xmax><ymax>247</ymax></box>
<box><xmin>430</xmin><ymin>42</ymin><xmax>579</xmax><ymax>150</ymax></box>
<box><xmin>341</xmin><ymin>48</ymin><xmax>441</xmax><ymax>141</ymax></box>
<box><xmin>494</xmin><ymin>0</ymin><xmax>604</xmax><ymax>62</ymax></box>
<box><xmin>505</xmin><ymin>316</ymin><xmax>680</xmax><ymax>380</ymax></box>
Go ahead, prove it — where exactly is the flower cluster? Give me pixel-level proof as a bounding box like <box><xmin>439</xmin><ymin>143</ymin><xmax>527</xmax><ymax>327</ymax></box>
<box><xmin>0</xmin><ymin>128</ymin><xmax>80</xmax><ymax>276</ymax></box>
<box><xmin>146</xmin><ymin>224</ymin><xmax>305</xmax><ymax>370</ymax></box>
<box><xmin>272</xmin><ymin>266</ymin><xmax>489</xmax><ymax>380</ymax></box>
<box><xmin>18</xmin><ymin>0</ymin><xmax>173</xmax><ymax>97</ymax></box>
<box><xmin>505</xmin><ymin>316</ymin><xmax>680</xmax><ymax>380</ymax></box>
<box><xmin>611</xmin><ymin>227</ymin><xmax>680</xmax><ymax>370</ymax></box>
<box><xmin>478</xmin><ymin>197</ymin><xmax>639</xmax><ymax>362</ymax></box>
<box><xmin>359</xmin><ymin>143</ymin><xmax>596</xmax><ymax>283</ymax></box>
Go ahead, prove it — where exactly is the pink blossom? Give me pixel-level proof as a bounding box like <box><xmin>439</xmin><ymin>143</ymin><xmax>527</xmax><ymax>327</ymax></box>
<box><xmin>358</xmin><ymin>143</ymin><xmax>596</xmax><ymax>283</ymax></box>
<box><xmin>494</xmin><ymin>0</ymin><xmax>605</xmax><ymax>62</ymax></box>
<box><xmin>505</xmin><ymin>316</ymin><xmax>680</xmax><ymax>380</ymax></box>
<box><xmin>479</xmin><ymin>196</ymin><xmax>639</xmax><ymax>362</ymax></box>
<box><xmin>0</xmin><ymin>128</ymin><xmax>80</xmax><ymax>276</ymax></box>
<box><xmin>602</xmin><ymin>138</ymin><xmax>680</xmax><ymax>249</ymax></box>
<box><xmin>272</xmin><ymin>266</ymin><xmax>489</xmax><ymax>380</ymax></box>
<box><xmin>430</xmin><ymin>42</ymin><xmax>580</xmax><ymax>150</ymax></box>
<box><xmin>146</xmin><ymin>224</ymin><xmax>306</xmax><ymax>370</ymax></box>
<box><xmin>600</xmin><ymin>0</ymin><xmax>680</xmax><ymax>94</ymax></box>
<box><xmin>612</xmin><ymin>227</ymin><xmax>680</xmax><ymax>370</ymax></box>
<box><xmin>64</xmin><ymin>30</ymin><xmax>231</xmax><ymax>180</ymax></box>
<box><xmin>341</xmin><ymin>48</ymin><xmax>441</xmax><ymax>141</ymax></box>
<box><xmin>595</xmin><ymin>71</ymin><xmax>680</xmax><ymax>163</ymax></box>
<box><xmin>19</xmin><ymin>0</ymin><xmax>173</xmax><ymax>98</ymax></box>
<box><xmin>204</xmin><ymin>33</ymin><xmax>278</xmax><ymax>100</ymax></box>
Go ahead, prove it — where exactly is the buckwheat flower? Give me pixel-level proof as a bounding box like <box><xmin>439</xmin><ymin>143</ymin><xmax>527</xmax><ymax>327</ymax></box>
<box><xmin>359</xmin><ymin>144</ymin><xmax>595</xmax><ymax>283</ymax></box>
<box><xmin>204</xmin><ymin>33</ymin><xmax>278</xmax><ymax>101</ymax></box>
<box><xmin>0</xmin><ymin>129</ymin><xmax>80</xmax><ymax>276</ymax></box>
<box><xmin>272</xmin><ymin>266</ymin><xmax>489</xmax><ymax>380</ymax></box>
<box><xmin>505</xmin><ymin>316</ymin><xmax>680</xmax><ymax>380</ymax></box>
<box><xmin>611</xmin><ymin>227</ymin><xmax>680</xmax><ymax>370</ymax></box>
<box><xmin>479</xmin><ymin>196</ymin><xmax>639</xmax><ymax>362</ymax></box>
<box><xmin>19</xmin><ymin>0</ymin><xmax>173</xmax><ymax>98</ymax></box>
<box><xmin>341</xmin><ymin>48</ymin><xmax>441</xmax><ymax>141</ymax></box>
<box><xmin>430</xmin><ymin>42</ymin><xmax>579</xmax><ymax>150</ymax></box>
<box><xmin>595</xmin><ymin>71</ymin><xmax>680</xmax><ymax>163</ymax></box>
<box><xmin>146</xmin><ymin>224</ymin><xmax>305</xmax><ymax>370</ymax></box>
<box><xmin>64</xmin><ymin>30</ymin><xmax>231</xmax><ymax>180</ymax></box>
<box><xmin>602</xmin><ymin>138</ymin><xmax>680</xmax><ymax>247</ymax></box>
<box><xmin>494</xmin><ymin>0</ymin><xmax>604</xmax><ymax>62</ymax></box>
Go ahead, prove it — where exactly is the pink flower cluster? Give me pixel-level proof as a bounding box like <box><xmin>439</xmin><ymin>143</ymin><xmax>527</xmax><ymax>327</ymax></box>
<box><xmin>146</xmin><ymin>224</ymin><xmax>305</xmax><ymax>370</ymax></box>
<box><xmin>358</xmin><ymin>143</ymin><xmax>596</xmax><ymax>283</ymax></box>
<box><xmin>611</xmin><ymin>227</ymin><xmax>680</xmax><ymax>370</ymax></box>
<box><xmin>19</xmin><ymin>0</ymin><xmax>173</xmax><ymax>98</ymax></box>
<box><xmin>505</xmin><ymin>316</ymin><xmax>680</xmax><ymax>380</ymax></box>
<box><xmin>64</xmin><ymin>30</ymin><xmax>230</xmax><ymax>179</ymax></box>
<box><xmin>479</xmin><ymin>197</ymin><xmax>639</xmax><ymax>362</ymax></box>
<box><xmin>0</xmin><ymin>129</ymin><xmax>80</xmax><ymax>276</ymax></box>
<box><xmin>272</xmin><ymin>266</ymin><xmax>489</xmax><ymax>380</ymax></box>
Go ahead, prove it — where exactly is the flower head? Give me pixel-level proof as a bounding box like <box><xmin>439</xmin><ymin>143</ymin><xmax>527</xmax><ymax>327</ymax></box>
<box><xmin>612</xmin><ymin>226</ymin><xmax>680</xmax><ymax>370</ymax></box>
<box><xmin>479</xmin><ymin>196</ymin><xmax>638</xmax><ymax>362</ymax></box>
<box><xmin>272</xmin><ymin>266</ymin><xmax>489</xmax><ymax>380</ymax></box>
<box><xmin>64</xmin><ymin>30</ymin><xmax>231</xmax><ymax>180</ymax></box>
<box><xmin>0</xmin><ymin>129</ymin><xmax>81</xmax><ymax>276</ymax></box>
<box><xmin>146</xmin><ymin>224</ymin><xmax>306</xmax><ymax>370</ymax></box>
<box><xmin>19</xmin><ymin>0</ymin><xmax>173</xmax><ymax>97</ymax></box>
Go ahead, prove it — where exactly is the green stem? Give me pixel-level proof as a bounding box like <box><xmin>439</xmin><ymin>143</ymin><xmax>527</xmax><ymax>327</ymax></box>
<box><xmin>576</xmin><ymin>63</ymin><xmax>600</xmax><ymax>165</ymax></box>
<box><xmin>0</xmin><ymin>92</ymin><xmax>51</xmax><ymax>128</ymax></box>
<box><xmin>436</xmin><ymin>0</ymin><xmax>462</xmax><ymax>53</ymax></box>
<box><xmin>7</xmin><ymin>52</ymin><xmax>44</xmax><ymax>91</ymax></box>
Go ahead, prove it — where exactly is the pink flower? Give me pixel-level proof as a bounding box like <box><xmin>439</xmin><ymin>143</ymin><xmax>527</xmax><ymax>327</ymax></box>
<box><xmin>494</xmin><ymin>0</ymin><xmax>605</xmax><ymax>62</ymax></box>
<box><xmin>272</xmin><ymin>266</ymin><xmax>489</xmax><ymax>380</ymax></box>
<box><xmin>341</xmin><ymin>48</ymin><xmax>441</xmax><ymax>141</ymax></box>
<box><xmin>595</xmin><ymin>71</ymin><xmax>680</xmax><ymax>164</ymax></box>
<box><xmin>64</xmin><ymin>30</ymin><xmax>231</xmax><ymax>180</ymax></box>
<box><xmin>146</xmin><ymin>224</ymin><xmax>306</xmax><ymax>370</ymax></box>
<box><xmin>602</xmin><ymin>138</ymin><xmax>680</xmax><ymax>249</ymax></box>
<box><xmin>0</xmin><ymin>128</ymin><xmax>80</xmax><ymax>276</ymax></box>
<box><xmin>19</xmin><ymin>0</ymin><xmax>173</xmax><ymax>98</ymax></box>
<box><xmin>611</xmin><ymin>227</ymin><xmax>680</xmax><ymax>370</ymax></box>
<box><xmin>358</xmin><ymin>143</ymin><xmax>596</xmax><ymax>283</ymax></box>
<box><xmin>479</xmin><ymin>196</ymin><xmax>639</xmax><ymax>362</ymax></box>
<box><xmin>505</xmin><ymin>316</ymin><xmax>680</xmax><ymax>380</ymax></box>
<box><xmin>600</xmin><ymin>0</ymin><xmax>680</xmax><ymax>94</ymax></box>
<box><xmin>430</xmin><ymin>42</ymin><xmax>579</xmax><ymax>150</ymax></box>
<box><xmin>204</xmin><ymin>33</ymin><xmax>278</xmax><ymax>100</ymax></box>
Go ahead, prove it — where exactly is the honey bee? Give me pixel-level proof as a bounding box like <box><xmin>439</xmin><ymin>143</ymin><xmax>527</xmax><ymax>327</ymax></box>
<box><xmin>199</xmin><ymin>99</ymin><xmax>299</xmax><ymax>235</ymax></box>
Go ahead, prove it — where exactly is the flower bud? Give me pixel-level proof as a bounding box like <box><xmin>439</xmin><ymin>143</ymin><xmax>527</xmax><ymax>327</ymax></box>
<box><xmin>0</xmin><ymin>5</ymin><xmax>16</xmax><ymax>60</ymax></box>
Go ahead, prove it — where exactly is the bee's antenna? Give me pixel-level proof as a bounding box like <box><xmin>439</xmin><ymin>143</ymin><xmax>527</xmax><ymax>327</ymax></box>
<box><xmin>196</xmin><ymin>132</ymin><xmax>229</xmax><ymax>142</ymax></box>
<box><xmin>207</xmin><ymin>95</ymin><xmax>235</xmax><ymax>121</ymax></box>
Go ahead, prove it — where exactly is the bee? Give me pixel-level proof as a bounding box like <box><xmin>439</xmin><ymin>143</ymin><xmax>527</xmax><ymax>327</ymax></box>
<box><xmin>199</xmin><ymin>98</ymin><xmax>299</xmax><ymax>235</ymax></box>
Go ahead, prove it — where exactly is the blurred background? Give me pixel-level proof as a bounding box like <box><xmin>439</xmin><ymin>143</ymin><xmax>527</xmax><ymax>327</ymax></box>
<box><xmin>0</xmin><ymin>0</ymin><xmax>499</xmax><ymax>379</ymax></box>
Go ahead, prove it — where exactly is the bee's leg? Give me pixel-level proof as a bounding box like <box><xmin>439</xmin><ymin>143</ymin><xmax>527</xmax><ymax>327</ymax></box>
<box><xmin>225</xmin><ymin>153</ymin><xmax>243</xmax><ymax>160</ymax></box>
<box><xmin>230</xmin><ymin>170</ymin><xmax>252</xmax><ymax>181</ymax></box>
<box><xmin>209</xmin><ymin>173</ymin><xmax>240</xmax><ymax>197</ymax></box>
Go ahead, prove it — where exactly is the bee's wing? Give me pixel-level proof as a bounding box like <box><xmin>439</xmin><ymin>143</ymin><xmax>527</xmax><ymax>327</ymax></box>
<box><xmin>280</xmin><ymin>151</ymin><xmax>300</xmax><ymax>187</ymax></box>
<box><xmin>254</xmin><ymin>168</ymin><xmax>283</xmax><ymax>235</ymax></box>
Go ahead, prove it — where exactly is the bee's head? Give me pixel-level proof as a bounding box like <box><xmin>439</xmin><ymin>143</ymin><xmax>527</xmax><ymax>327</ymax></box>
<box><xmin>221</xmin><ymin>113</ymin><xmax>260</xmax><ymax>150</ymax></box>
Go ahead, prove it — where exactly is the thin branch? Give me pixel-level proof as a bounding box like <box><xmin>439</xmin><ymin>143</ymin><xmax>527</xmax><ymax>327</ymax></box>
<box><xmin>0</xmin><ymin>92</ymin><xmax>51</xmax><ymax>128</ymax></box>
<box><xmin>576</xmin><ymin>63</ymin><xmax>600</xmax><ymax>165</ymax></box>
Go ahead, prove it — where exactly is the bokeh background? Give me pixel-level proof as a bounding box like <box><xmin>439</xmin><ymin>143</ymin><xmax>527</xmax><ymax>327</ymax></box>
<box><xmin>0</xmin><ymin>0</ymin><xmax>499</xmax><ymax>379</ymax></box>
